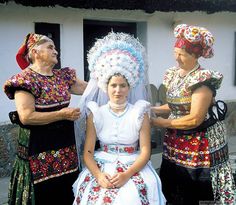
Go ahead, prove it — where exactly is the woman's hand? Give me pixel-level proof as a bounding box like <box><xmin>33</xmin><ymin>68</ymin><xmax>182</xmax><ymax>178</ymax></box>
<box><xmin>59</xmin><ymin>107</ymin><xmax>81</xmax><ymax>121</ymax></box>
<box><xmin>151</xmin><ymin>116</ymin><xmax>165</xmax><ymax>128</ymax></box>
<box><xmin>109</xmin><ymin>172</ymin><xmax>130</xmax><ymax>188</ymax></box>
<box><xmin>15</xmin><ymin>90</ymin><xmax>81</xmax><ymax>125</ymax></box>
<box><xmin>151</xmin><ymin>86</ymin><xmax>213</xmax><ymax>130</ymax></box>
<box><xmin>96</xmin><ymin>172</ymin><xmax>114</xmax><ymax>189</ymax></box>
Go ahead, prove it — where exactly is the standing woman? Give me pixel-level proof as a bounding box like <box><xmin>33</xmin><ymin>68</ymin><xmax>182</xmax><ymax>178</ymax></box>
<box><xmin>3</xmin><ymin>33</ymin><xmax>87</xmax><ymax>205</ymax></box>
<box><xmin>151</xmin><ymin>24</ymin><xmax>236</xmax><ymax>204</ymax></box>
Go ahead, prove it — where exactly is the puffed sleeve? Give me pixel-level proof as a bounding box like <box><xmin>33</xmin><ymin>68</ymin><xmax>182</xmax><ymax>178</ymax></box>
<box><xmin>4</xmin><ymin>71</ymin><xmax>41</xmax><ymax>99</ymax></box>
<box><xmin>163</xmin><ymin>67</ymin><xmax>178</xmax><ymax>89</ymax></box>
<box><xmin>59</xmin><ymin>67</ymin><xmax>77</xmax><ymax>89</ymax></box>
<box><xmin>132</xmin><ymin>100</ymin><xmax>150</xmax><ymax>131</ymax></box>
<box><xmin>87</xmin><ymin>101</ymin><xmax>103</xmax><ymax>133</ymax></box>
<box><xmin>188</xmin><ymin>69</ymin><xmax>223</xmax><ymax>96</ymax></box>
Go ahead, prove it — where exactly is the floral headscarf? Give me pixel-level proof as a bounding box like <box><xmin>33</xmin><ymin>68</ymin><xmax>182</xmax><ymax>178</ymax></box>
<box><xmin>174</xmin><ymin>24</ymin><xmax>214</xmax><ymax>58</ymax></box>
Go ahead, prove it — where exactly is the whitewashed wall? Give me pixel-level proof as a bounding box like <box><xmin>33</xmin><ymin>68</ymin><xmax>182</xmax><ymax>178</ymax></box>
<box><xmin>0</xmin><ymin>2</ymin><xmax>236</xmax><ymax>123</ymax></box>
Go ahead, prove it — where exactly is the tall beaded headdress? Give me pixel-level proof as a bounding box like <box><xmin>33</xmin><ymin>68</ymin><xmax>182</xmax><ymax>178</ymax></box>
<box><xmin>88</xmin><ymin>32</ymin><xmax>147</xmax><ymax>92</ymax></box>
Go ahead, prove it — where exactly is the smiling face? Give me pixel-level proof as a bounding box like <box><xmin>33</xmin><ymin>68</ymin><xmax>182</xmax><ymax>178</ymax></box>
<box><xmin>107</xmin><ymin>74</ymin><xmax>130</xmax><ymax>105</ymax></box>
<box><xmin>174</xmin><ymin>47</ymin><xmax>198</xmax><ymax>71</ymax></box>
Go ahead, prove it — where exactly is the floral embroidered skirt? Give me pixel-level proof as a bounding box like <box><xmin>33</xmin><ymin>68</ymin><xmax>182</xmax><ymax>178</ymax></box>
<box><xmin>72</xmin><ymin>150</ymin><xmax>166</xmax><ymax>205</ymax></box>
<box><xmin>8</xmin><ymin>120</ymin><xmax>80</xmax><ymax>205</ymax></box>
<box><xmin>160</xmin><ymin>121</ymin><xmax>236</xmax><ymax>205</ymax></box>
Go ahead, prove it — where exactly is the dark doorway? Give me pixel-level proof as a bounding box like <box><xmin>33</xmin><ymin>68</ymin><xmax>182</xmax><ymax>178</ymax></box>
<box><xmin>35</xmin><ymin>23</ymin><xmax>61</xmax><ymax>69</ymax></box>
<box><xmin>83</xmin><ymin>20</ymin><xmax>137</xmax><ymax>81</ymax></box>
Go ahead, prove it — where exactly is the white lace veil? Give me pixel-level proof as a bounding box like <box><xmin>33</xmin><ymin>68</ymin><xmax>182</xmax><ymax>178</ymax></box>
<box><xmin>74</xmin><ymin>32</ymin><xmax>152</xmax><ymax>164</ymax></box>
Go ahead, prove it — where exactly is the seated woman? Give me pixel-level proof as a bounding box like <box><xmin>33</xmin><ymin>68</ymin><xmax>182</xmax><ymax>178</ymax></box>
<box><xmin>73</xmin><ymin>32</ymin><xmax>166</xmax><ymax>205</ymax></box>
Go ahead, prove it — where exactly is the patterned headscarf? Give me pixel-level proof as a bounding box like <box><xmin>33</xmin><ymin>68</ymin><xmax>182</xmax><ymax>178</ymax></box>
<box><xmin>16</xmin><ymin>33</ymin><xmax>52</xmax><ymax>70</ymax></box>
<box><xmin>174</xmin><ymin>24</ymin><xmax>214</xmax><ymax>58</ymax></box>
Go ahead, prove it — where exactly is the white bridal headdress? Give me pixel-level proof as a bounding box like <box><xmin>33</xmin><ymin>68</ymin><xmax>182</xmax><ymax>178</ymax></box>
<box><xmin>75</xmin><ymin>32</ymin><xmax>151</xmax><ymax>161</ymax></box>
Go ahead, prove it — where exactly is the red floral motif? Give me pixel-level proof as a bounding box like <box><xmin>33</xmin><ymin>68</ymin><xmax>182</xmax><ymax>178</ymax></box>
<box><xmin>69</xmin><ymin>151</ymin><xmax>76</xmax><ymax>159</ymax></box>
<box><xmin>45</xmin><ymin>154</ymin><xmax>54</xmax><ymax>163</ymax></box>
<box><xmin>64</xmin><ymin>147</ymin><xmax>70</xmax><ymax>152</ymax></box>
<box><xmin>175</xmin><ymin>137</ymin><xmax>185</xmax><ymax>147</ymax></box>
<box><xmin>84</xmin><ymin>176</ymin><xmax>90</xmax><ymax>182</ymax></box>
<box><xmin>103</xmin><ymin>196</ymin><xmax>112</xmax><ymax>203</ymax></box>
<box><xmin>30</xmin><ymin>159</ymin><xmax>40</xmax><ymax>173</ymax></box>
<box><xmin>53</xmin><ymin>161</ymin><xmax>61</xmax><ymax>171</ymax></box>
<box><xmin>133</xmin><ymin>172</ymin><xmax>139</xmax><ymax>176</ymax></box>
<box><xmin>104</xmin><ymin>145</ymin><xmax>108</xmax><ymax>152</ymax></box>
<box><xmin>29</xmin><ymin>145</ymin><xmax>78</xmax><ymax>183</ymax></box>
<box><xmin>76</xmin><ymin>197</ymin><xmax>81</xmax><ymax>204</ymax></box>
<box><xmin>93</xmin><ymin>186</ymin><xmax>101</xmax><ymax>192</ymax></box>
<box><xmin>117</xmin><ymin>167</ymin><xmax>124</xmax><ymax>172</ymax></box>
<box><xmin>193</xmin><ymin>156</ymin><xmax>198</xmax><ymax>162</ymax></box>
<box><xmin>189</xmin><ymin>138</ymin><xmax>200</xmax><ymax>151</ymax></box>
<box><xmin>178</xmin><ymin>153</ymin><xmax>186</xmax><ymax>161</ymax></box>
<box><xmin>62</xmin><ymin>159</ymin><xmax>70</xmax><ymax>169</ymax></box>
<box><xmin>140</xmin><ymin>188</ymin><xmax>147</xmax><ymax>196</ymax></box>
<box><xmin>59</xmin><ymin>149</ymin><xmax>65</xmax><ymax>155</ymax></box>
<box><xmin>124</xmin><ymin>146</ymin><xmax>135</xmax><ymax>153</ymax></box>
<box><xmin>179</xmin><ymin>140</ymin><xmax>190</xmax><ymax>151</ymax></box>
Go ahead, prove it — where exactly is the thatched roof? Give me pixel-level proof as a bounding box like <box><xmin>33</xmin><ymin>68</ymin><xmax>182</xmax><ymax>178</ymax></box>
<box><xmin>1</xmin><ymin>0</ymin><xmax>236</xmax><ymax>13</ymax></box>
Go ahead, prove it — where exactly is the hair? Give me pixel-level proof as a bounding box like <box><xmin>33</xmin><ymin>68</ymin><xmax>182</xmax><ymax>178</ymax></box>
<box><xmin>27</xmin><ymin>38</ymin><xmax>52</xmax><ymax>63</ymax></box>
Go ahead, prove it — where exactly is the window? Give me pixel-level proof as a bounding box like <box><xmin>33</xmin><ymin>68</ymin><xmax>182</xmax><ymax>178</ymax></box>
<box><xmin>35</xmin><ymin>23</ymin><xmax>61</xmax><ymax>69</ymax></box>
<box><xmin>83</xmin><ymin>20</ymin><xmax>137</xmax><ymax>81</ymax></box>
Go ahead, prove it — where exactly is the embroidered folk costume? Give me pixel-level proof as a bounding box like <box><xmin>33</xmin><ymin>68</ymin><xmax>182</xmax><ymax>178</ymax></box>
<box><xmin>4</xmin><ymin>34</ymin><xmax>80</xmax><ymax>205</ymax></box>
<box><xmin>73</xmin><ymin>32</ymin><xmax>166</xmax><ymax>205</ymax></box>
<box><xmin>159</xmin><ymin>24</ymin><xmax>236</xmax><ymax>204</ymax></box>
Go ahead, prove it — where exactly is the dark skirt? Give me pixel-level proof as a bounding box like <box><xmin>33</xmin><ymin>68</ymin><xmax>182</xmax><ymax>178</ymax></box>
<box><xmin>160</xmin><ymin>122</ymin><xmax>236</xmax><ymax>204</ymax></box>
<box><xmin>34</xmin><ymin>171</ymin><xmax>79</xmax><ymax>205</ymax></box>
<box><xmin>8</xmin><ymin>120</ymin><xmax>79</xmax><ymax>205</ymax></box>
<box><xmin>160</xmin><ymin>158</ymin><xmax>214</xmax><ymax>205</ymax></box>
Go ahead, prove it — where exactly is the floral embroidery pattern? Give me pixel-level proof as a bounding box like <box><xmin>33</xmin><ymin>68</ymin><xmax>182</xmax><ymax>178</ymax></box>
<box><xmin>87</xmin><ymin>178</ymin><xmax>102</xmax><ymax>204</ymax></box>
<box><xmin>100</xmin><ymin>144</ymin><xmax>138</xmax><ymax>154</ymax></box>
<box><xmin>75</xmin><ymin>174</ymin><xmax>93</xmax><ymax>204</ymax></box>
<box><xmin>4</xmin><ymin>67</ymin><xmax>76</xmax><ymax>107</ymax></box>
<box><xmin>116</xmin><ymin>162</ymin><xmax>149</xmax><ymax>205</ymax></box>
<box><xmin>29</xmin><ymin>145</ymin><xmax>78</xmax><ymax>184</ymax></box>
<box><xmin>103</xmin><ymin>189</ymin><xmax>119</xmax><ymax>205</ymax></box>
<box><xmin>162</xmin><ymin>66</ymin><xmax>235</xmax><ymax>203</ymax></box>
<box><xmin>75</xmin><ymin>160</ymin><xmax>149</xmax><ymax>205</ymax></box>
<box><xmin>163</xmin><ymin>129</ymin><xmax>210</xmax><ymax>168</ymax></box>
<box><xmin>75</xmin><ymin>162</ymin><xmax>103</xmax><ymax>205</ymax></box>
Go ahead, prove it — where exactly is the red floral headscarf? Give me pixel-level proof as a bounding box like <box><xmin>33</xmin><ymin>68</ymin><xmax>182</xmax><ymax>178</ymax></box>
<box><xmin>174</xmin><ymin>24</ymin><xmax>214</xmax><ymax>58</ymax></box>
<box><xmin>16</xmin><ymin>33</ymin><xmax>51</xmax><ymax>70</ymax></box>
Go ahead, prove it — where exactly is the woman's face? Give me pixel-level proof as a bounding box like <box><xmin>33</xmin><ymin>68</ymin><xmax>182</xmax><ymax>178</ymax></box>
<box><xmin>33</xmin><ymin>41</ymin><xmax>58</xmax><ymax>66</ymax></box>
<box><xmin>107</xmin><ymin>75</ymin><xmax>129</xmax><ymax>104</ymax></box>
<box><xmin>174</xmin><ymin>47</ymin><xmax>198</xmax><ymax>70</ymax></box>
